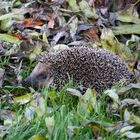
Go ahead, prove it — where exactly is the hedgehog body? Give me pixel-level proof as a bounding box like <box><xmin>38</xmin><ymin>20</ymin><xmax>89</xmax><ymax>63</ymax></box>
<box><xmin>24</xmin><ymin>47</ymin><xmax>131</xmax><ymax>92</ymax></box>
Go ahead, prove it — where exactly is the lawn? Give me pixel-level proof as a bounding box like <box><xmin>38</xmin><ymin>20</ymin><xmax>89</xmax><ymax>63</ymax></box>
<box><xmin>0</xmin><ymin>0</ymin><xmax>140</xmax><ymax>140</ymax></box>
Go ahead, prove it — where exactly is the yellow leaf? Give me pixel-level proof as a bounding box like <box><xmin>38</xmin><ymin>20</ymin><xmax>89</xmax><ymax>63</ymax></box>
<box><xmin>0</xmin><ymin>34</ymin><xmax>20</xmax><ymax>44</ymax></box>
<box><xmin>101</xmin><ymin>28</ymin><xmax>134</xmax><ymax>71</ymax></box>
<box><xmin>77</xmin><ymin>88</ymin><xmax>97</xmax><ymax>115</ymax></box>
<box><xmin>14</xmin><ymin>93</ymin><xmax>32</xmax><ymax>105</ymax></box>
<box><xmin>31</xmin><ymin>135</ymin><xmax>47</xmax><ymax>140</ymax></box>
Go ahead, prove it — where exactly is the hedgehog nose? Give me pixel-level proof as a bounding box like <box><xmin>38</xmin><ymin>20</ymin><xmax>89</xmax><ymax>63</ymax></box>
<box><xmin>23</xmin><ymin>77</ymin><xmax>31</xmax><ymax>86</ymax></box>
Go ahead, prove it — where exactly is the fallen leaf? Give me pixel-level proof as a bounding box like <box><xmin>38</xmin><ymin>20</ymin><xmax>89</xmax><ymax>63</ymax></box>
<box><xmin>0</xmin><ymin>19</ymin><xmax>14</xmax><ymax>31</ymax></box>
<box><xmin>121</xmin><ymin>131</ymin><xmax>140</xmax><ymax>139</ymax></box>
<box><xmin>16</xmin><ymin>18</ymin><xmax>44</xmax><ymax>28</ymax></box>
<box><xmin>79</xmin><ymin>0</ymin><xmax>98</xmax><ymax>18</ymax></box>
<box><xmin>69</xmin><ymin>17</ymin><xmax>78</xmax><ymax>40</ymax></box>
<box><xmin>77</xmin><ymin>88</ymin><xmax>97</xmax><ymax>115</ymax></box>
<box><xmin>84</xmin><ymin>120</ymin><xmax>114</xmax><ymax>134</ymax></box>
<box><xmin>47</xmin><ymin>13</ymin><xmax>57</xmax><ymax>29</ymax></box>
<box><xmin>0</xmin><ymin>110</ymin><xmax>15</xmax><ymax>122</ymax></box>
<box><xmin>45</xmin><ymin>116</ymin><xmax>55</xmax><ymax>134</ymax></box>
<box><xmin>31</xmin><ymin>135</ymin><xmax>47</xmax><ymax>140</ymax></box>
<box><xmin>25</xmin><ymin>106</ymin><xmax>35</xmax><ymax>120</ymax></box>
<box><xmin>5</xmin><ymin>45</ymin><xmax>18</xmax><ymax>56</ymax></box>
<box><xmin>116</xmin><ymin>10</ymin><xmax>140</xmax><ymax>24</ymax></box>
<box><xmin>51</xmin><ymin>31</ymin><xmax>66</xmax><ymax>45</ymax></box>
<box><xmin>104</xmin><ymin>89</ymin><xmax>120</xmax><ymax>104</ymax></box>
<box><xmin>53</xmin><ymin>44</ymin><xmax>69</xmax><ymax>51</ymax></box>
<box><xmin>14</xmin><ymin>93</ymin><xmax>32</xmax><ymax>105</ymax></box>
<box><xmin>67</xmin><ymin>0</ymin><xmax>80</xmax><ymax>12</ymax></box>
<box><xmin>0</xmin><ymin>125</ymin><xmax>10</xmax><ymax>138</ymax></box>
<box><xmin>85</xmin><ymin>121</ymin><xmax>104</xmax><ymax>134</ymax></box>
<box><xmin>68</xmin><ymin>41</ymin><xmax>87</xmax><ymax>46</ymax></box>
<box><xmin>0</xmin><ymin>110</ymin><xmax>16</xmax><ymax>126</ymax></box>
<box><xmin>67</xmin><ymin>126</ymin><xmax>81</xmax><ymax>138</ymax></box>
<box><xmin>31</xmin><ymin>95</ymin><xmax>46</xmax><ymax>117</ymax></box>
<box><xmin>66</xmin><ymin>88</ymin><xmax>82</xmax><ymax>97</ymax></box>
<box><xmin>101</xmin><ymin>28</ymin><xmax>117</xmax><ymax>53</ymax></box>
<box><xmin>14</xmin><ymin>32</ymin><xmax>29</xmax><ymax>40</ymax></box>
<box><xmin>84</xmin><ymin>27</ymin><xmax>99</xmax><ymax>43</ymax></box>
<box><xmin>124</xmin><ymin>109</ymin><xmax>131</xmax><ymax>122</ymax></box>
<box><xmin>0</xmin><ymin>12</ymin><xmax>23</xmax><ymax>20</ymax></box>
<box><xmin>112</xmin><ymin>24</ymin><xmax>140</xmax><ymax>35</ymax></box>
<box><xmin>101</xmin><ymin>28</ymin><xmax>134</xmax><ymax>71</ymax></box>
<box><xmin>0</xmin><ymin>34</ymin><xmax>20</xmax><ymax>44</ymax></box>
<box><xmin>0</xmin><ymin>68</ymin><xmax>5</xmax><ymax>87</ymax></box>
<box><xmin>120</xmin><ymin>98</ymin><xmax>140</xmax><ymax>109</ymax></box>
<box><xmin>0</xmin><ymin>2</ymin><xmax>12</xmax><ymax>10</ymax></box>
<box><xmin>120</xmin><ymin>126</ymin><xmax>135</xmax><ymax>133</ymax></box>
<box><xmin>29</xmin><ymin>42</ymin><xmax>42</xmax><ymax>60</ymax></box>
<box><xmin>130</xmin><ymin>114</ymin><xmax>140</xmax><ymax>125</ymax></box>
<box><xmin>42</xmin><ymin>32</ymin><xmax>48</xmax><ymax>44</ymax></box>
<box><xmin>104</xmin><ymin>89</ymin><xmax>120</xmax><ymax>110</ymax></box>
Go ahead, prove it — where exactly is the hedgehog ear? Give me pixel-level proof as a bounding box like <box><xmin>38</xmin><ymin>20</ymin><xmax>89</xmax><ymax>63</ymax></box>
<box><xmin>37</xmin><ymin>54</ymin><xmax>48</xmax><ymax>63</ymax></box>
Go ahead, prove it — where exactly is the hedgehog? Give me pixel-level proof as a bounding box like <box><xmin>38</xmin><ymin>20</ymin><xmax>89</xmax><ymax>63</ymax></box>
<box><xmin>24</xmin><ymin>47</ymin><xmax>131</xmax><ymax>93</ymax></box>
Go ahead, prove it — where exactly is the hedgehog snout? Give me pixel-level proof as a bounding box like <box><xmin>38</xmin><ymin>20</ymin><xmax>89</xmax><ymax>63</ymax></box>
<box><xmin>23</xmin><ymin>76</ymin><xmax>38</xmax><ymax>87</ymax></box>
<box><xmin>23</xmin><ymin>76</ymin><xmax>32</xmax><ymax>86</ymax></box>
<box><xmin>23</xmin><ymin>74</ymin><xmax>48</xmax><ymax>88</ymax></box>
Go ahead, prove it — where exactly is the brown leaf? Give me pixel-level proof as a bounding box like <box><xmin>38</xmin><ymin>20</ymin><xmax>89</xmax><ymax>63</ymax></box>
<box><xmin>85</xmin><ymin>121</ymin><xmax>104</xmax><ymax>134</ymax></box>
<box><xmin>14</xmin><ymin>32</ymin><xmax>29</xmax><ymax>40</ymax></box>
<box><xmin>48</xmin><ymin>19</ymin><xmax>55</xmax><ymax>29</ymax></box>
<box><xmin>47</xmin><ymin>13</ymin><xmax>58</xmax><ymax>29</ymax></box>
<box><xmin>16</xmin><ymin>18</ymin><xmax>44</xmax><ymax>28</ymax></box>
<box><xmin>84</xmin><ymin>27</ymin><xmax>99</xmax><ymax>42</ymax></box>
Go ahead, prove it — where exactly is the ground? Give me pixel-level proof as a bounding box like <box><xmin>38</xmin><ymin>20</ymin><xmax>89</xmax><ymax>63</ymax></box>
<box><xmin>0</xmin><ymin>0</ymin><xmax>140</xmax><ymax>140</ymax></box>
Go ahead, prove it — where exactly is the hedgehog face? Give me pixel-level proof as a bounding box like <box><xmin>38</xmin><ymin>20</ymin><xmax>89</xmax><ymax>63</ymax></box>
<box><xmin>24</xmin><ymin>62</ymin><xmax>53</xmax><ymax>88</ymax></box>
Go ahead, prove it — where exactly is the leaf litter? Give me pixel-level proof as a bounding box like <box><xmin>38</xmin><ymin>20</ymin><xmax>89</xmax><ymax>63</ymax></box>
<box><xmin>0</xmin><ymin>0</ymin><xmax>140</xmax><ymax>139</ymax></box>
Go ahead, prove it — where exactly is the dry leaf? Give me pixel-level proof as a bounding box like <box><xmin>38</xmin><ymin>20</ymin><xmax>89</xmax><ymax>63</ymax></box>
<box><xmin>17</xmin><ymin>18</ymin><xmax>44</xmax><ymax>28</ymax></box>
<box><xmin>84</xmin><ymin>27</ymin><xmax>99</xmax><ymax>43</ymax></box>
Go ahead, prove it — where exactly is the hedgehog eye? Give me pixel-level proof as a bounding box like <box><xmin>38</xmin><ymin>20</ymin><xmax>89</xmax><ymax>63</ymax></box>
<box><xmin>38</xmin><ymin>73</ymin><xmax>47</xmax><ymax>80</ymax></box>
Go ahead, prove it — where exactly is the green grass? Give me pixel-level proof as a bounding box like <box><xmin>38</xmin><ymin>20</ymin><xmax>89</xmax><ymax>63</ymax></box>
<box><xmin>0</xmin><ymin>56</ymin><xmax>10</xmax><ymax>68</ymax></box>
<box><xmin>20</xmin><ymin>60</ymin><xmax>37</xmax><ymax>79</ymax></box>
<box><xmin>1</xmin><ymin>86</ymin><xmax>124</xmax><ymax>140</ymax></box>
